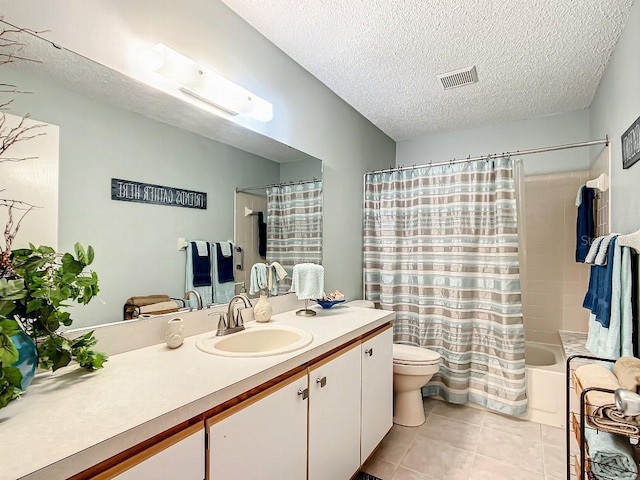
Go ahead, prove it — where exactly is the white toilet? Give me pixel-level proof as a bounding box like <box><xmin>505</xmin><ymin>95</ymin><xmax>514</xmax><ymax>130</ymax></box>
<box><xmin>344</xmin><ymin>300</ymin><xmax>441</xmax><ymax>426</ymax></box>
<box><xmin>392</xmin><ymin>344</ymin><xmax>441</xmax><ymax>427</ymax></box>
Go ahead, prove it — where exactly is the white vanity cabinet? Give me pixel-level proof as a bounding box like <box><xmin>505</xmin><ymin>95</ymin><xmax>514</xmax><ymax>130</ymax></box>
<box><xmin>92</xmin><ymin>424</ymin><xmax>205</xmax><ymax>480</ymax></box>
<box><xmin>308</xmin><ymin>344</ymin><xmax>362</xmax><ymax>480</ymax></box>
<box><xmin>360</xmin><ymin>327</ymin><xmax>393</xmax><ymax>462</ymax></box>
<box><xmin>206</xmin><ymin>371</ymin><xmax>308</xmax><ymax>480</ymax></box>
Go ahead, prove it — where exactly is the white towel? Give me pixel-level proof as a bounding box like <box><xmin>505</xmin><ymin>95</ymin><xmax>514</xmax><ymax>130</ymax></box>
<box><xmin>219</xmin><ymin>241</ymin><xmax>232</xmax><ymax>257</ymax></box>
<box><xmin>270</xmin><ymin>262</ymin><xmax>288</xmax><ymax>281</ymax></box>
<box><xmin>195</xmin><ymin>240</ymin><xmax>208</xmax><ymax>257</ymax></box>
<box><xmin>290</xmin><ymin>263</ymin><xmax>324</xmax><ymax>300</ymax></box>
<box><xmin>576</xmin><ymin>184</ymin><xmax>585</xmax><ymax>207</ymax></box>
<box><xmin>594</xmin><ymin>234</ymin><xmax>618</xmax><ymax>266</ymax></box>
<box><xmin>585</xmin><ymin>236</ymin><xmax>604</xmax><ymax>264</ymax></box>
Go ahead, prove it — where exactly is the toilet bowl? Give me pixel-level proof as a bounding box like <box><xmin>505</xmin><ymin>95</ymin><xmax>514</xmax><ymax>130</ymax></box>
<box><xmin>393</xmin><ymin>344</ymin><xmax>441</xmax><ymax>427</ymax></box>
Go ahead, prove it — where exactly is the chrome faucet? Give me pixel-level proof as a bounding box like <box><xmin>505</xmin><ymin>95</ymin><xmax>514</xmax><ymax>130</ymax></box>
<box><xmin>216</xmin><ymin>294</ymin><xmax>252</xmax><ymax>336</ymax></box>
<box><xmin>184</xmin><ymin>290</ymin><xmax>203</xmax><ymax>311</ymax></box>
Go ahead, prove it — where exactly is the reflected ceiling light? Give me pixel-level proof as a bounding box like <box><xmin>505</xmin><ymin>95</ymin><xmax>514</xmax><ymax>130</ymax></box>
<box><xmin>146</xmin><ymin>43</ymin><xmax>273</xmax><ymax>122</ymax></box>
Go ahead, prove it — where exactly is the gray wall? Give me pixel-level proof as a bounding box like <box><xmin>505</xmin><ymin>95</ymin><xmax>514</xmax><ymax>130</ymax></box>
<box><xmin>4</xmin><ymin>1</ymin><xmax>397</xmax><ymax>306</ymax></box>
<box><xmin>589</xmin><ymin>0</ymin><xmax>640</xmax><ymax>234</ymax></box>
<box><xmin>5</xmin><ymin>67</ymin><xmax>281</xmax><ymax>328</ymax></box>
<box><xmin>280</xmin><ymin>159</ymin><xmax>323</xmax><ymax>184</ymax></box>
<box><xmin>396</xmin><ymin>109</ymin><xmax>592</xmax><ymax>175</ymax></box>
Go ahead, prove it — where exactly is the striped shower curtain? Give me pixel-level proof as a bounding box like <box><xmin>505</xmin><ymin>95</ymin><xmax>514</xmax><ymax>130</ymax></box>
<box><xmin>266</xmin><ymin>180</ymin><xmax>323</xmax><ymax>293</ymax></box>
<box><xmin>363</xmin><ymin>158</ymin><xmax>526</xmax><ymax>415</ymax></box>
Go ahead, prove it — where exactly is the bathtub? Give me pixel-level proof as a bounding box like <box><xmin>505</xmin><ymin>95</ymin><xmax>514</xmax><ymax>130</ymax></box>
<box><xmin>521</xmin><ymin>341</ymin><xmax>566</xmax><ymax>428</ymax></box>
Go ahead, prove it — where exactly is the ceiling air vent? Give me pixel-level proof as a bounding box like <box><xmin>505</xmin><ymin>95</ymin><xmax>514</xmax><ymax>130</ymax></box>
<box><xmin>437</xmin><ymin>66</ymin><xmax>478</xmax><ymax>90</ymax></box>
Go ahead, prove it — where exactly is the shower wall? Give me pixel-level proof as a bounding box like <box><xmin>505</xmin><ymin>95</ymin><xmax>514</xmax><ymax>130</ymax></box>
<box><xmin>522</xmin><ymin>171</ymin><xmax>591</xmax><ymax>342</ymax></box>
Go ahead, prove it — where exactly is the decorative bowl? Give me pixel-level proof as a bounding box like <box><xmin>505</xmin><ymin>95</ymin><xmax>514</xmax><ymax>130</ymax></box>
<box><xmin>316</xmin><ymin>299</ymin><xmax>346</xmax><ymax>309</ymax></box>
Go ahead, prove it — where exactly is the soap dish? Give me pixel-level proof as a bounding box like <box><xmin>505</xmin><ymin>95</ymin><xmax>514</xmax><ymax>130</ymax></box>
<box><xmin>316</xmin><ymin>299</ymin><xmax>346</xmax><ymax>309</ymax></box>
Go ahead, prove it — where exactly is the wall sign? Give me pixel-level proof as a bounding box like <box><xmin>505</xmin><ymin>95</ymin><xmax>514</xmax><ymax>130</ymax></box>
<box><xmin>111</xmin><ymin>178</ymin><xmax>207</xmax><ymax>209</ymax></box>
<box><xmin>622</xmin><ymin>115</ymin><xmax>640</xmax><ymax>169</ymax></box>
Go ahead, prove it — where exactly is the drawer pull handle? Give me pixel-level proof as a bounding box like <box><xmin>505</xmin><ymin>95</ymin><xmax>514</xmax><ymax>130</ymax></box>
<box><xmin>316</xmin><ymin>376</ymin><xmax>327</xmax><ymax>388</ymax></box>
<box><xmin>365</xmin><ymin>348</ymin><xmax>374</xmax><ymax>357</ymax></box>
<box><xmin>297</xmin><ymin>388</ymin><xmax>309</xmax><ymax>400</ymax></box>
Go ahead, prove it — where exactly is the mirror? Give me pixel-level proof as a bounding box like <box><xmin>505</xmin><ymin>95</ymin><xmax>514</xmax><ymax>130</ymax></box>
<box><xmin>2</xmin><ymin>27</ymin><xmax>322</xmax><ymax>328</ymax></box>
<box><xmin>235</xmin><ymin>170</ymin><xmax>323</xmax><ymax>296</ymax></box>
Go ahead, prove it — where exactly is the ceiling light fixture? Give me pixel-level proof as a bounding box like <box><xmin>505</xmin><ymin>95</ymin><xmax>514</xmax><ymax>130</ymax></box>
<box><xmin>146</xmin><ymin>43</ymin><xmax>273</xmax><ymax>122</ymax></box>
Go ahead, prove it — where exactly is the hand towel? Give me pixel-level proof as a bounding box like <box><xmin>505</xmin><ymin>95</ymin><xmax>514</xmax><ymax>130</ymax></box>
<box><xmin>585</xmin><ymin>236</ymin><xmax>605</xmax><ymax>264</ymax></box>
<box><xmin>258</xmin><ymin>212</ymin><xmax>267</xmax><ymax>258</ymax></box>
<box><xmin>250</xmin><ymin>263</ymin><xmax>268</xmax><ymax>295</ymax></box>
<box><xmin>195</xmin><ymin>240</ymin><xmax>208</xmax><ymax>257</ymax></box>
<box><xmin>575</xmin><ymin>184</ymin><xmax>585</xmax><ymax>207</ymax></box>
<box><xmin>191</xmin><ymin>242</ymin><xmax>212</xmax><ymax>287</ymax></box>
<box><xmin>576</xmin><ymin>187</ymin><xmax>595</xmax><ymax>262</ymax></box>
<box><xmin>271</xmin><ymin>262</ymin><xmax>288</xmax><ymax>282</ymax></box>
<box><xmin>583</xmin><ymin>237</ymin><xmax>617</xmax><ymax>328</ymax></box>
<box><xmin>614</xmin><ymin>357</ymin><xmax>640</xmax><ymax>393</ymax></box>
<box><xmin>185</xmin><ymin>243</ymin><xmax>213</xmax><ymax>308</ymax></box>
<box><xmin>583</xmin><ymin>428</ymin><xmax>638</xmax><ymax>480</ymax></box>
<box><xmin>595</xmin><ymin>234</ymin><xmax>617</xmax><ymax>266</ymax></box>
<box><xmin>215</xmin><ymin>242</ymin><xmax>234</xmax><ymax>283</ymax></box>
<box><xmin>290</xmin><ymin>263</ymin><xmax>324</xmax><ymax>300</ymax></box>
<box><xmin>219</xmin><ymin>241</ymin><xmax>232</xmax><ymax>258</ymax></box>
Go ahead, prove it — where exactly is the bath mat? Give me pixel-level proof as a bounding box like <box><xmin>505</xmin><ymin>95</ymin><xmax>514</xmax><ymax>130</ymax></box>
<box><xmin>355</xmin><ymin>473</ymin><xmax>383</xmax><ymax>480</ymax></box>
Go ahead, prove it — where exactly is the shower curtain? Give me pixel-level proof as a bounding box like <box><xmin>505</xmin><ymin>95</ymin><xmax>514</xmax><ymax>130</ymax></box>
<box><xmin>363</xmin><ymin>158</ymin><xmax>527</xmax><ymax>415</ymax></box>
<box><xmin>266</xmin><ymin>180</ymin><xmax>323</xmax><ymax>293</ymax></box>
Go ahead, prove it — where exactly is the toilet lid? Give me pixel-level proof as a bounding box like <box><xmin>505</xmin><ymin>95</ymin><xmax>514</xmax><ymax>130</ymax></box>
<box><xmin>393</xmin><ymin>344</ymin><xmax>441</xmax><ymax>365</ymax></box>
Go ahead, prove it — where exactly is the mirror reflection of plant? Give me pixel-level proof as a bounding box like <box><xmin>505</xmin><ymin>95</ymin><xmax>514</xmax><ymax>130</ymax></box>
<box><xmin>0</xmin><ymin>243</ymin><xmax>107</xmax><ymax>373</ymax></box>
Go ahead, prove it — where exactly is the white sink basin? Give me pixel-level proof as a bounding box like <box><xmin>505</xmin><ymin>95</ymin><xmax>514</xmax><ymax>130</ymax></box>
<box><xmin>196</xmin><ymin>324</ymin><xmax>313</xmax><ymax>358</ymax></box>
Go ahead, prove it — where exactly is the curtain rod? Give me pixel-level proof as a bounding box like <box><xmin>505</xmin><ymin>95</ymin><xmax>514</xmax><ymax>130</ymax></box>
<box><xmin>235</xmin><ymin>177</ymin><xmax>320</xmax><ymax>193</ymax></box>
<box><xmin>366</xmin><ymin>136</ymin><xmax>610</xmax><ymax>175</ymax></box>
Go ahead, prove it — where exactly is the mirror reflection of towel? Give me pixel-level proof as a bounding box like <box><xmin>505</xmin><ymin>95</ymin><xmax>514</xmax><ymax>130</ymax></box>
<box><xmin>192</xmin><ymin>242</ymin><xmax>212</xmax><ymax>287</ymax></box>
<box><xmin>216</xmin><ymin>242</ymin><xmax>234</xmax><ymax>283</ymax></box>
<box><xmin>258</xmin><ymin>212</ymin><xmax>267</xmax><ymax>258</ymax></box>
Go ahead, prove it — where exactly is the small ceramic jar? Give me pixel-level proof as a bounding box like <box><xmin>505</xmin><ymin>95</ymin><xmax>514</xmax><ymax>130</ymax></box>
<box><xmin>165</xmin><ymin>317</ymin><xmax>185</xmax><ymax>348</ymax></box>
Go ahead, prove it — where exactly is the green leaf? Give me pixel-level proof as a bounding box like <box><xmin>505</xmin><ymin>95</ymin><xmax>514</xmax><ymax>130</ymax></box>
<box><xmin>0</xmin><ymin>336</ymin><xmax>19</xmax><ymax>365</ymax></box>
<box><xmin>0</xmin><ymin>301</ymin><xmax>15</xmax><ymax>317</ymax></box>
<box><xmin>87</xmin><ymin>245</ymin><xmax>95</xmax><ymax>265</ymax></box>
<box><xmin>51</xmin><ymin>351</ymin><xmax>71</xmax><ymax>371</ymax></box>
<box><xmin>0</xmin><ymin>319</ymin><xmax>21</xmax><ymax>337</ymax></box>
<box><xmin>0</xmin><ymin>278</ymin><xmax>26</xmax><ymax>301</ymax></box>
<box><xmin>74</xmin><ymin>243</ymin><xmax>88</xmax><ymax>265</ymax></box>
<box><xmin>2</xmin><ymin>365</ymin><xmax>22</xmax><ymax>388</ymax></box>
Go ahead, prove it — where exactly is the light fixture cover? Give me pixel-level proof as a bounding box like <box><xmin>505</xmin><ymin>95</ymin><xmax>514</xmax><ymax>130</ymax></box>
<box><xmin>147</xmin><ymin>43</ymin><xmax>273</xmax><ymax>122</ymax></box>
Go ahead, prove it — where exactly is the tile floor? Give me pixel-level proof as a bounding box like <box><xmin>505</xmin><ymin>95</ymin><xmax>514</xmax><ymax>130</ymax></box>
<box><xmin>362</xmin><ymin>398</ymin><xmax>572</xmax><ymax>480</ymax></box>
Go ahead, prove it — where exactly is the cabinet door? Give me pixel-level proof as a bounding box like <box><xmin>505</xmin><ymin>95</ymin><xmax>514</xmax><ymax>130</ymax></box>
<box><xmin>308</xmin><ymin>345</ymin><xmax>361</xmax><ymax>480</ymax></box>
<box><xmin>361</xmin><ymin>327</ymin><xmax>393</xmax><ymax>462</ymax></box>
<box><xmin>97</xmin><ymin>424</ymin><xmax>205</xmax><ymax>480</ymax></box>
<box><xmin>207</xmin><ymin>371</ymin><xmax>308</xmax><ymax>480</ymax></box>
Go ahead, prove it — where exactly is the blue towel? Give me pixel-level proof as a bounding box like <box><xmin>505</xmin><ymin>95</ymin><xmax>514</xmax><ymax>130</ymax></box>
<box><xmin>583</xmin><ymin>236</ymin><xmax>618</xmax><ymax>328</ymax></box>
<box><xmin>576</xmin><ymin>187</ymin><xmax>595</xmax><ymax>262</ymax></box>
<box><xmin>215</xmin><ymin>242</ymin><xmax>234</xmax><ymax>283</ymax></box>
<box><xmin>191</xmin><ymin>242</ymin><xmax>212</xmax><ymax>287</ymax></box>
<box><xmin>586</xmin><ymin>243</ymin><xmax>634</xmax><ymax>359</ymax></box>
<box><xmin>258</xmin><ymin>212</ymin><xmax>266</xmax><ymax>258</ymax></box>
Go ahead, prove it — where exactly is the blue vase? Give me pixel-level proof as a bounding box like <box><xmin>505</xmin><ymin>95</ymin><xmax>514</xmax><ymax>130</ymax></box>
<box><xmin>10</xmin><ymin>329</ymin><xmax>38</xmax><ymax>390</ymax></box>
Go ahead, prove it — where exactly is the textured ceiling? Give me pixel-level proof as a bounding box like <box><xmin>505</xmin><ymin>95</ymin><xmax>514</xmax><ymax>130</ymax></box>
<box><xmin>221</xmin><ymin>0</ymin><xmax>634</xmax><ymax>141</ymax></box>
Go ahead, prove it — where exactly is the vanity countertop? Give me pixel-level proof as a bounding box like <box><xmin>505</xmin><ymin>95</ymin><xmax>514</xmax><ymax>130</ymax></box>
<box><xmin>0</xmin><ymin>305</ymin><xmax>394</xmax><ymax>480</ymax></box>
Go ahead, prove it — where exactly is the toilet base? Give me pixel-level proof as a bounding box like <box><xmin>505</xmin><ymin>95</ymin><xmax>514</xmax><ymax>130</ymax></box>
<box><xmin>393</xmin><ymin>388</ymin><xmax>426</xmax><ymax>427</ymax></box>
